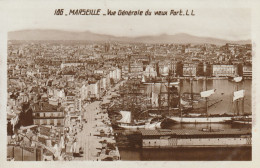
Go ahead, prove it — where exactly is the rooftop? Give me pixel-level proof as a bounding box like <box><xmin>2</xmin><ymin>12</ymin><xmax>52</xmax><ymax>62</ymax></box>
<box><xmin>32</xmin><ymin>102</ymin><xmax>62</xmax><ymax>112</ymax></box>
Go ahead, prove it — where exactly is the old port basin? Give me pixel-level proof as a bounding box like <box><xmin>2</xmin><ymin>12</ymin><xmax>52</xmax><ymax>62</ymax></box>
<box><xmin>7</xmin><ymin>41</ymin><xmax>252</xmax><ymax>161</ymax></box>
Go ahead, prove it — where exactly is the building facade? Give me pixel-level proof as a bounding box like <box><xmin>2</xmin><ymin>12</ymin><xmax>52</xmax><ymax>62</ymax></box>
<box><xmin>32</xmin><ymin>102</ymin><xmax>65</xmax><ymax>127</ymax></box>
<box><xmin>212</xmin><ymin>65</ymin><xmax>237</xmax><ymax>77</ymax></box>
<box><xmin>243</xmin><ymin>65</ymin><xmax>252</xmax><ymax>77</ymax></box>
<box><xmin>183</xmin><ymin>64</ymin><xmax>197</xmax><ymax>77</ymax></box>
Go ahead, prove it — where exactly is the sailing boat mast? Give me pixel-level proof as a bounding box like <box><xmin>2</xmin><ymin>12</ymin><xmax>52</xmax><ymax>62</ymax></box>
<box><xmin>206</xmin><ymin>75</ymin><xmax>208</xmax><ymax>117</ymax></box>
<box><xmin>167</xmin><ymin>64</ymin><xmax>171</xmax><ymax>116</ymax></box>
<box><xmin>179</xmin><ymin>79</ymin><xmax>182</xmax><ymax>119</ymax></box>
<box><xmin>242</xmin><ymin>79</ymin><xmax>245</xmax><ymax>115</ymax></box>
<box><xmin>242</xmin><ymin>78</ymin><xmax>245</xmax><ymax>115</ymax></box>
<box><xmin>158</xmin><ymin>82</ymin><xmax>162</xmax><ymax>115</ymax></box>
<box><xmin>232</xmin><ymin>76</ymin><xmax>244</xmax><ymax>116</ymax></box>
<box><xmin>173</xmin><ymin>61</ymin><xmax>176</xmax><ymax>78</ymax></box>
<box><xmin>242</xmin><ymin>97</ymin><xmax>245</xmax><ymax>115</ymax></box>
<box><xmin>190</xmin><ymin>69</ymin><xmax>194</xmax><ymax>109</ymax></box>
<box><xmin>236</xmin><ymin>84</ymin><xmax>239</xmax><ymax>116</ymax></box>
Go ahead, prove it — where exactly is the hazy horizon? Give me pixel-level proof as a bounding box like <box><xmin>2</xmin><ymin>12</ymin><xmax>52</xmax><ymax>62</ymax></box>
<box><xmin>8</xmin><ymin>29</ymin><xmax>251</xmax><ymax>43</ymax></box>
<box><xmin>3</xmin><ymin>0</ymin><xmax>251</xmax><ymax>41</ymax></box>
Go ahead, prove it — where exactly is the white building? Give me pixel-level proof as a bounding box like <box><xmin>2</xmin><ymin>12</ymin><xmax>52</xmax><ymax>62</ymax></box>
<box><xmin>212</xmin><ymin>65</ymin><xmax>237</xmax><ymax>77</ymax></box>
<box><xmin>144</xmin><ymin>65</ymin><xmax>157</xmax><ymax>78</ymax></box>
<box><xmin>243</xmin><ymin>65</ymin><xmax>252</xmax><ymax>77</ymax></box>
<box><xmin>183</xmin><ymin>64</ymin><xmax>196</xmax><ymax>77</ymax></box>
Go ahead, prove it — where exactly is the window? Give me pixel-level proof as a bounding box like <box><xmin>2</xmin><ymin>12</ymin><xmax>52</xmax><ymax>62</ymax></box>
<box><xmin>34</xmin><ymin>119</ymin><xmax>40</xmax><ymax>125</ymax></box>
<box><xmin>42</xmin><ymin>119</ymin><xmax>47</xmax><ymax>125</ymax></box>
<box><xmin>50</xmin><ymin>119</ymin><xmax>54</xmax><ymax>125</ymax></box>
<box><xmin>57</xmin><ymin>119</ymin><xmax>63</xmax><ymax>126</ymax></box>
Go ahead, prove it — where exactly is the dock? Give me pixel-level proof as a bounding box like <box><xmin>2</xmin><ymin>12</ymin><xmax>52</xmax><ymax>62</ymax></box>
<box><xmin>73</xmin><ymin>81</ymin><xmax>125</xmax><ymax>161</ymax></box>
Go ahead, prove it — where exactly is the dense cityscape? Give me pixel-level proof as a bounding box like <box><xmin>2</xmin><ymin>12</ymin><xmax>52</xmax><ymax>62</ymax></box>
<box><xmin>7</xmin><ymin>40</ymin><xmax>252</xmax><ymax>161</ymax></box>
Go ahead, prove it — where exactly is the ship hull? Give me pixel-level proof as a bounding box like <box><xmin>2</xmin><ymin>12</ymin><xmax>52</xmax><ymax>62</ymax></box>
<box><xmin>119</xmin><ymin>122</ymin><xmax>161</xmax><ymax>130</ymax></box>
<box><xmin>231</xmin><ymin>116</ymin><xmax>252</xmax><ymax>125</ymax></box>
<box><xmin>232</xmin><ymin>121</ymin><xmax>252</xmax><ymax>125</ymax></box>
<box><xmin>169</xmin><ymin>116</ymin><xmax>232</xmax><ymax>123</ymax></box>
<box><xmin>143</xmin><ymin>82</ymin><xmax>179</xmax><ymax>85</ymax></box>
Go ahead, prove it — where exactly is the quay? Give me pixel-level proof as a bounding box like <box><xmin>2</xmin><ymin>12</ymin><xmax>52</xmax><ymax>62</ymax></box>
<box><xmin>115</xmin><ymin>128</ymin><xmax>252</xmax><ymax>149</ymax></box>
<box><xmin>6</xmin><ymin>39</ymin><xmax>252</xmax><ymax>161</ymax></box>
<box><xmin>73</xmin><ymin>80</ymin><xmax>125</xmax><ymax>161</ymax></box>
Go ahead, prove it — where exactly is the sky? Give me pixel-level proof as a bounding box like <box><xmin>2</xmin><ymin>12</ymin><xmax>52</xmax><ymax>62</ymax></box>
<box><xmin>1</xmin><ymin>0</ymin><xmax>252</xmax><ymax>41</ymax></box>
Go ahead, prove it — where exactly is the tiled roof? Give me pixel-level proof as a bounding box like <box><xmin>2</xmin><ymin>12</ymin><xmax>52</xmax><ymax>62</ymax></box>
<box><xmin>33</xmin><ymin>102</ymin><xmax>61</xmax><ymax>112</ymax></box>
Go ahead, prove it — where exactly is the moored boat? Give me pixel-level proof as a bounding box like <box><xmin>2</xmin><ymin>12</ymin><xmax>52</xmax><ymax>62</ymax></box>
<box><xmin>119</xmin><ymin>121</ymin><xmax>161</xmax><ymax>129</ymax></box>
<box><xmin>230</xmin><ymin>78</ymin><xmax>252</xmax><ymax>125</ymax></box>
<box><xmin>115</xmin><ymin>111</ymin><xmax>162</xmax><ymax>130</ymax></box>
<box><xmin>168</xmin><ymin>87</ymin><xmax>233</xmax><ymax>123</ymax></box>
<box><xmin>169</xmin><ymin>115</ymin><xmax>232</xmax><ymax>123</ymax></box>
<box><xmin>231</xmin><ymin>115</ymin><xmax>252</xmax><ymax>125</ymax></box>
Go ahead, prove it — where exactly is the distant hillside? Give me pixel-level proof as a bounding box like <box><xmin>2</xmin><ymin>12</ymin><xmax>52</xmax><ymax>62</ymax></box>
<box><xmin>134</xmin><ymin>33</ymin><xmax>250</xmax><ymax>45</ymax></box>
<box><xmin>8</xmin><ymin>29</ymin><xmax>251</xmax><ymax>45</ymax></box>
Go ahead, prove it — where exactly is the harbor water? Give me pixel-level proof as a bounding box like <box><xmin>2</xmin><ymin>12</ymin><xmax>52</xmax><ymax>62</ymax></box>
<box><xmin>119</xmin><ymin>147</ymin><xmax>252</xmax><ymax>161</ymax></box>
<box><xmin>119</xmin><ymin>79</ymin><xmax>252</xmax><ymax>161</ymax></box>
<box><xmin>145</xmin><ymin>79</ymin><xmax>252</xmax><ymax>115</ymax></box>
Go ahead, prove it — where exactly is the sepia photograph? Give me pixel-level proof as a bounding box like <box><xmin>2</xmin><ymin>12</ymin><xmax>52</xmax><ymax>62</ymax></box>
<box><xmin>0</xmin><ymin>0</ymin><xmax>259</xmax><ymax>167</ymax></box>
